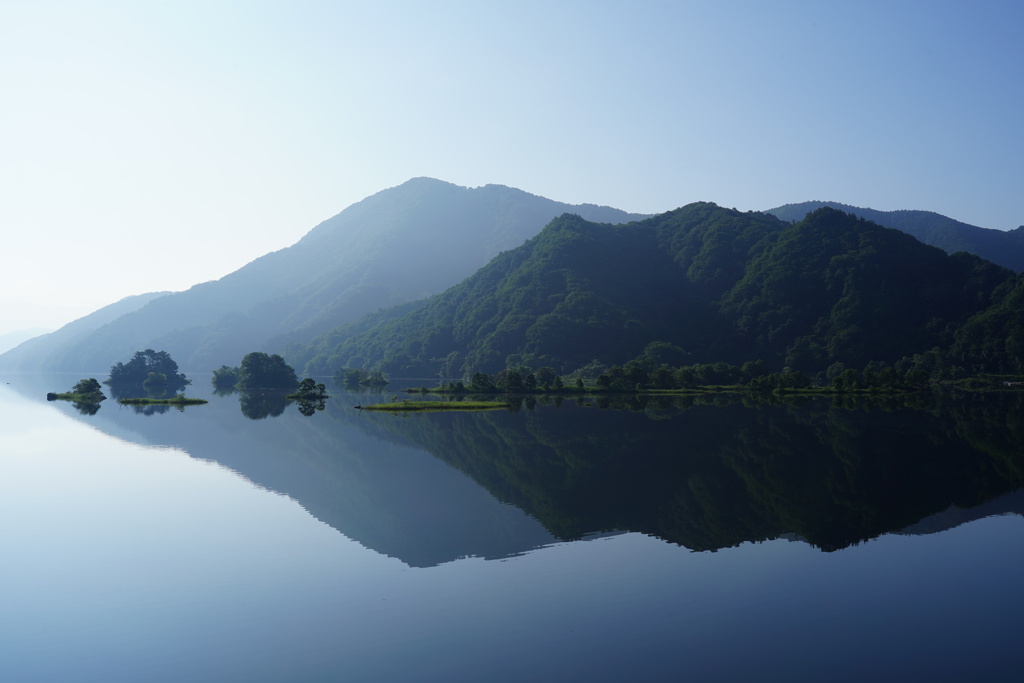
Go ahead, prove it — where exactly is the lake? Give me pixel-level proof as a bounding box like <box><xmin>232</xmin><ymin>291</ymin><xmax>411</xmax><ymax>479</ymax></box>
<box><xmin>1</xmin><ymin>374</ymin><xmax>1023</xmax><ymax>682</ymax></box>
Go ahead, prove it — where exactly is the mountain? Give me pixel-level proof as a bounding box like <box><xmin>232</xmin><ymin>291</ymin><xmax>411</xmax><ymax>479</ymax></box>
<box><xmin>766</xmin><ymin>201</ymin><xmax>1024</xmax><ymax>272</ymax></box>
<box><xmin>299</xmin><ymin>204</ymin><xmax>1013</xmax><ymax>377</ymax></box>
<box><xmin>0</xmin><ymin>178</ymin><xmax>648</xmax><ymax>374</ymax></box>
<box><xmin>0</xmin><ymin>328</ymin><xmax>51</xmax><ymax>355</ymax></box>
<box><xmin>0</xmin><ymin>292</ymin><xmax>170</xmax><ymax>374</ymax></box>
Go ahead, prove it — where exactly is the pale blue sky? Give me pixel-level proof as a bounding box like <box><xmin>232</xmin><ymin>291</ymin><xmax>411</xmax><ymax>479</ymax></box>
<box><xmin>2</xmin><ymin>0</ymin><xmax>1022</xmax><ymax>334</ymax></box>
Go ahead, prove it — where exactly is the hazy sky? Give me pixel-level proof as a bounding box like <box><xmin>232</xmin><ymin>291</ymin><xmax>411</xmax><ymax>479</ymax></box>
<box><xmin>2</xmin><ymin>0</ymin><xmax>1022</xmax><ymax>335</ymax></box>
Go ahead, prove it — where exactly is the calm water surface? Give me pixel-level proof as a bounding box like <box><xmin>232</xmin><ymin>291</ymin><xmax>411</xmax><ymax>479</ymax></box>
<box><xmin>1</xmin><ymin>375</ymin><xmax>1022</xmax><ymax>682</ymax></box>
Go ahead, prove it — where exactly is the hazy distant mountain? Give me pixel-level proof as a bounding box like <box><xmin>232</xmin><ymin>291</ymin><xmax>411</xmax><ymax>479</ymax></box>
<box><xmin>0</xmin><ymin>328</ymin><xmax>50</xmax><ymax>355</ymax></box>
<box><xmin>1</xmin><ymin>178</ymin><xmax>648</xmax><ymax>374</ymax></box>
<box><xmin>0</xmin><ymin>292</ymin><xmax>169</xmax><ymax>373</ymax></box>
<box><xmin>766</xmin><ymin>201</ymin><xmax>1024</xmax><ymax>271</ymax></box>
<box><xmin>302</xmin><ymin>205</ymin><xmax>1012</xmax><ymax>376</ymax></box>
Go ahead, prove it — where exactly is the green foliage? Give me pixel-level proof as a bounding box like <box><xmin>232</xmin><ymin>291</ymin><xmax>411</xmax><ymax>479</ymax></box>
<box><xmin>949</xmin><ymin>273</ymin><xmax>1024</xmax><ymax>373</ymax></box>
<box><xmin>47</xmin><ymin>377</ymin><xmax>107</xmax><ymax>406</ymax></box>
<box><xmin>108</xmin><ymin>349</ymin><xmax>189</xmax><ymax>388</ymax></box>
<box><xmin>335</xmin><ymin>367</ymin><xmax>389</xmax><ymax>387</ymax></box>
<box><xmin>143</xmin><ymin>372</ymin><xmax>168</xmax><ymax>388</ymax></box>
<box><xmin>767</xmin><ymin>200</ymin><xmax>1024</xmax><ymax>272</ymax></box>
<box><xmin>720</xmin><ymin>209</ymin><xmax>1010</xmax><ymax>370</ymax></box>
<box><xmin>72</xmin><ymin>378</ymin><xmax>103</xmax><ymax>396</ymax></box>
<box><xmin>212</xmin><ymin>365</ymin><xmax>241</xmax><ymax>388</ymax></box>
<box><xmin>238</xmin><ymin>352</ymin><xmax>298</xmax><ymax>390</ymax></box>
<box><xmin>469</xmin><ymin>372</ymin><xmax>496</xmax><ymax>392</ymax></box>
<box><xmin>289</xmin><ymin>377</ymin><xmax>328</xmax><ymax>399</ymax></box>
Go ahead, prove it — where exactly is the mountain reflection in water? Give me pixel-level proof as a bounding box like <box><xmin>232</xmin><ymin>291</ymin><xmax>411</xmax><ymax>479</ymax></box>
<box><xmin>19</xmin><ymin>374</ymin><xmax>1024</xmax><ymax>566</ymax></box>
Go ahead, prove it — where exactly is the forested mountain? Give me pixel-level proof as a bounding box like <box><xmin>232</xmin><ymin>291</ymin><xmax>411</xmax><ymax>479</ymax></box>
<box><xmin>766</xmin><ymin>201</ymin><xmax>1024</xmax><ymax>272</ymax></box>
<box><xmin>0</xmin><ymin>178</ymin><xmax>647</xmax><ymax>373</ymax></box>
<box><xmin>297</xmin><ymin>205</ymin><xmax>1014</xmax><ymax>377</ymax></box>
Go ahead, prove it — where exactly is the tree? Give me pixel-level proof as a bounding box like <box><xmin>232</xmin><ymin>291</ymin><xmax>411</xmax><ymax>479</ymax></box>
<box><xmin>340</xmin><ymin>368</ymin><xmax>363</xmax><ymax>386</ymax></box>
<box><xmin>108</xmin><ymin>349</ymin><xmax>188</xmax><ymax>387</ymax></box>
<box><xmin>292</xmin><ymin>377</ymin><xmax>327</xmax><ymax>398</ymax></box>
<box><xmin>212</xmin><ymin>365</ymin><xmax>241</xmax><ymax>388</ymax></box>
<box><xmin>72</xmin><ymin>378</ymin><xmax>103</xmax><ymax>396</ymax></box>
<box><xmin>143</xmin><ymin>372</ymin><xmax>168</xmax><ymax>388</ymax></box>
<box><xmin>500</xmin><ymin>369</ymin><xmax>524</xmax><ymax>392</ymax></box>
<box><xmin>470</xmin><ymin>372</ymin><xmax>496</xmax><ymax>392</ymax></box>
<box><xmin>238</xmin><ymin>352</ymin><xmax>298</xmax><ymax>390</ymax></box>
<box><xmin>533</xmin><ymin>367</ymin><xmax>557</xmax><ymax>387</ymax></box>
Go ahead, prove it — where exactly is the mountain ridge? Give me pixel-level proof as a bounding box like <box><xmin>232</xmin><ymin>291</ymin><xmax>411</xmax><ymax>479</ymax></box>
<box><xmin>0</xmin><ymin>178</ymin><xmax>648</xmax><ymax>374</ymax></box>
<box><xmin>766</xmin><ymin>200</ymin><xmax>1024</xmax><ymax>271</ymax></box>
<box><xmin>6</xmin><ymin>181</ymin><xmax>1022</xmax><ymax>379</ymax></box>
<box><xmin>299</xmin><ymin>204</ymin><xmax>1013</xmax><ymax>377</ymax></box>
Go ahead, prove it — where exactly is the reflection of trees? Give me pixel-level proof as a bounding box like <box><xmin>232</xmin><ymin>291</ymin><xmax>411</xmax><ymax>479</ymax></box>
<box><xmin>129</xmin><ymin>403</ymin><xmax>171</xmax><ymax>416</ymax></box>
<box><xmin>359</xmin><ymin>395</ymin><xmax>1024</xmax><ymax>553</ymax></box>
<box><xmin>296</xmin><ymin>399</ymin><xmax>326</xmax><ymax>416</ymax></box>
<box><xmin>331</xmin><ymin>378</ymin><xmax>388</xmax><ymax>396</ymax></box>
<box><xmin>239</xmin><ymin>390</ymin><xmax>288</xmax><ymax>420</ymax></box>
<box><xmin>72</xmin><ymin>401</ymin><xmax>101</xmax><ymax>416</ymax></box>
<box><xmin>106</xmin><ymin>383</ymin><xmax>175</xmax><ymax>401</ymax></box>
<box><xmin>106</xmin><ymin>382</ymin><xmax>173</xmax><ymax>415</ymax></box>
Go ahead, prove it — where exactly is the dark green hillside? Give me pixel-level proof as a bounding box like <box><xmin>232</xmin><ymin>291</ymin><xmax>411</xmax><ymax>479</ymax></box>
<box><xmin>949</xmin><ymin>273</ymin><xmax>1024</xmax><ymax>373</ymax></box>
<box><xmin>5</xmin><ymin>178</ymin><xmax>647</xmax><ymax>373</ymax></box>
<box><xmin>720</xmin><ymin>208</ymin><xmax>1009</xmax><ymax>370</ymax></box>
<box><xmin>767</xmin><ymin>200</ymin><xmax>1024</xmax><ymax>272</ymax></box>
<box><xmin>301</xmin><ymin>205</ymin><xmax>787</xmax><ymax>375</ymax></box>
<box><xmin>303</xmin><ymin>205</ymin><xmax>1015</xmax><ymax>377</ymax></box>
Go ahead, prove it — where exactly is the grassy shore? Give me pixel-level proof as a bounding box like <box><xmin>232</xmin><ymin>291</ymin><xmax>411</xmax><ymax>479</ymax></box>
<box><xmin>47</xmin><ymin>392</ymin><xmax>105</xmax><ymax>402</ymax></box>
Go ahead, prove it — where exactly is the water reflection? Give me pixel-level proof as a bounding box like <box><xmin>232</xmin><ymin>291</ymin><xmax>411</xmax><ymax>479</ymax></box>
<box><xmin>355</xmin><ymin>392</ymin><xmax>1024</xmax><ymax>553</ymax></box>
<box><xmin>239</xmin><ymin>389</ymin><xmax>289</xmax><ymax>419</ymax></box>
<box><xmin>71</xmin><ymin>399</ymin><xmax>102</xmax><ymax>415</ymax></box>
<box><xmin>12</xmin><ymin>373</ymin><xmax>1024</xmax><ymax>565</ymax></box>
<box><xmin>106</xmin><ymin>381</ymin><xmax>175</xmax><ymax>415</ymax></box>
<box><xmin>295</xmin><ymin>398</ymin><xmax>326</xmax><ymax>416</ymax></box>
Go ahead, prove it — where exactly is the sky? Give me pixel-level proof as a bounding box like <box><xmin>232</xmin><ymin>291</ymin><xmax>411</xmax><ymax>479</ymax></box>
<box><xmin>2</xmin><ymin>0</ymin><xmax>1023</xmax><ymax>335</ymax></box>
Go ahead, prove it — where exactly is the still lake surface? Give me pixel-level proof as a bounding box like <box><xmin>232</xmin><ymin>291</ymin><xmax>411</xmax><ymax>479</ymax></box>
<box><xmin>1</xmin><ymin>374</ymin><xmax>1023</xmax><ymax>682</ymax></box>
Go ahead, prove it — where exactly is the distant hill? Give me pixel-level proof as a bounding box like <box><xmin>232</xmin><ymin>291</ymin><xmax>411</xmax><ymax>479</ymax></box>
<box><xmin>766</xmin><ymin>201</ymin><xmax>1024</xmax><ymax>271</ymax></box>
<box><xmin>0</xmin><ymin>328</ymin><xmax>51</xmax><ymax>355</ymax></box>
<box><xmin>0</xmin><ymin>178</ymin><xmax>648</xmax><ymax>374</ymax></box>
<box><xmin>0</xmin><ymin>292</ymin><xmax>169</xmax><ymax>373</ymax></box>
<box><xmin>300</xmin><ymin>205</ymin><xmax>1013</xmax><ymax>376</ymax></box>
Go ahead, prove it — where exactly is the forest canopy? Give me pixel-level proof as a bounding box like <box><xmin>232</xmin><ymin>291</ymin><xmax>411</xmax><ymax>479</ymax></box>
<box><xmin>238</xmin><ymin>352</ymin><xmax>298</xmax><ymax>390</ymax></box>
<box><xmin>107</xmin><ymin>349</ymin><xmax>189</xmax><ymax>388</ymax></box>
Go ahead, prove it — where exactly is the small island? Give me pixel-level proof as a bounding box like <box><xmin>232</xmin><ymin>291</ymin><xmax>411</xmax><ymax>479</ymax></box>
<box><xmin>286</xmin><ymin>378</ymin><xmax>329</xmax><ymax>400</ymax></box>
<box><xmin>358</xmin><ymin>399</ymin><xmax>510</xmax><ymax>412</ymax></box>
<box><xmin>47</xmin><ymin>378</ymin><xmax>106</xmax><ymax>403</ymax></box>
